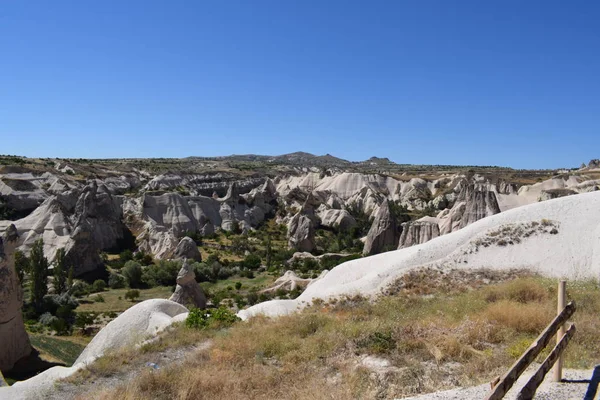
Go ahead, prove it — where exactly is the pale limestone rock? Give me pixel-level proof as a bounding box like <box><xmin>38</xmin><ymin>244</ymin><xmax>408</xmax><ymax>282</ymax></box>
<box><xmin>363</xmin><ymin>201</ymin><xmax>400</xmax><ymax>255</ymax></box>
<box><xmin>169</xmin><ymin>259</ymin><xmax>207</xmax><ymax>309</ymax></box>
<box><xmin>398</xmin><ymin>217</ymin><xmax>440</xmax><ymax>248</ymax></box>
<box><xmin>173</xmin><ymin>237</ymin><xmax>202</xmax><ymax>262</ymax></box>
<box><xmin>0</xmin><ymin>225</ymin><xmax>32</xmax><ymax>372</ymax></box>
<box><xmin>317</xmin><ymin>208</ymin><xmax>357</xmax><ymax>232</ymax></box>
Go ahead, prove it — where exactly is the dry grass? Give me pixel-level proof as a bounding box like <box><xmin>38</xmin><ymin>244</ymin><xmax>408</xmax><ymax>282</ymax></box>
<box><xmin>79</xmin><ymin>272</ymin><xmax>600</xmax><ymax>399</ymax></box>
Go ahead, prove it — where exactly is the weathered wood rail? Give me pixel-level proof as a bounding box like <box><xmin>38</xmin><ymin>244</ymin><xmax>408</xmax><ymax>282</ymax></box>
<box><xmin>485</xmin><ymin>280</ymin><xmax>576</xmax><ymax>400</ymax></box>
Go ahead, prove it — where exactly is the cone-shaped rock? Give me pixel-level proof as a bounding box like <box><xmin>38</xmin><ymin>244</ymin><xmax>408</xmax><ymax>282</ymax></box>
<box><xmin>169</xmin><ymin>259</ymin><xmax>207</xmax><ymax>309</ymax></box>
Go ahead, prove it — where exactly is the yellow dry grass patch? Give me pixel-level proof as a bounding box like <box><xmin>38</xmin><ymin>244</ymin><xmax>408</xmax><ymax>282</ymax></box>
<box><xmin>81</xmin><ymin>273</ymin><xmax>600</xmax><ymax>399</ymax></box>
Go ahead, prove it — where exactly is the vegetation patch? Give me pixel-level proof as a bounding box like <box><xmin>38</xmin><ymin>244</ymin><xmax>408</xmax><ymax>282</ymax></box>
<box><xmin>75</xmin><ymin>273</ymin><xmax>600</xmax><ymax>399</ymax></box>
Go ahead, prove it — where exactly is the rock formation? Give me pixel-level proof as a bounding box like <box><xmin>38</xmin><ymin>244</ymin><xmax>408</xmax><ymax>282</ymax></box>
<box><xmin>287</xmin><ymin>195</ymin><xmax>318</xmax><ymax>252</ymax></box>
<box><xmin>398</xmin><ymin>217</ymin><xmax>440</xmax><ymax>248</ymax></box>
<box><xmin>260</xmin><ymin>270</ymin><xmax>314</xmax><ymax>293</ymax></box>
<box><xmin>0</xmin><ymin>224</ymin><xmax>32</xmax><ymax>371</ymax></box>
<box><xmin>439</xmin><ymin>184</ymin><xmax>500</xmax><ymax>235</ymax></box>
<box><xmin>169</xmin><ymin>259</ymin><xmax>207</xmax><ymax>309</ymax></box>
<box><xmin>317</xmin><ymin>208</ymin><xmax>357</xmax><ymax>232</ymax></box>
<box><xmin>173</xmin><ymin>237</ymin><xmax>202</xmax><ymax>262</ymax></box>
<box><xmin>363</xmin><ymin>201</ymin><xmax>400</xmax><ymax>255</ymax></box>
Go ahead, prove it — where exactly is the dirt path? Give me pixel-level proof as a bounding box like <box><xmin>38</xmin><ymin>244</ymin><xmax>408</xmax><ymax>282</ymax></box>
<box><xmin>43</xmin><ymin>340</ymin><xmax>213</xmax><ymax>400</ymax></box>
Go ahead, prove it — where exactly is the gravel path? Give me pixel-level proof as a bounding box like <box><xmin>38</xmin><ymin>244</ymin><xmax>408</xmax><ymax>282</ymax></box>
<box><xmin>399</xmin><ymin>368</ymin><xmax>597</xmax><ymax>400</ymax></box>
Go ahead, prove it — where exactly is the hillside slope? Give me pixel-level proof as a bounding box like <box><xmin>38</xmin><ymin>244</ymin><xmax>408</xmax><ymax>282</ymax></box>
<box><xmin>240</xmin><ymin>191</ymin><xmax>600</xmax><ymax>319</ymax></box>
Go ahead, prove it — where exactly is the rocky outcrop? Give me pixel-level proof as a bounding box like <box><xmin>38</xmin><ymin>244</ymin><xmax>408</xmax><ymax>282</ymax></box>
<box><xmin>65</xmin><ymin>182</ymin><xmax>126</xmax><ymax>274</ymax></box>
<box><xmin>0</xmin><ymin>182</ymin><xmax>125</xmax><ymax>276</ymax></box>
<box><xmin>169</xmin><ymin>259</ymin><xmax>207</xmax><ymax>309</ymax></box>
<box><xmin>317</xmin><ymin>208</ymin><xmax>357</xmax><ymax>232</ymax></box>
<box><xmin>142</xmin><ymin>192</ymin><xmax>197</xmax><ymax>237</ymax></box>
<box><xmin>0</xmin><ymin>225</ymin><xmax>32</xmax><ymax>371</ymax></box>
<box><xmin>588</xmin><ymin>159</ymin><xmax>600</xmax><ymax>169</ymax></box>
<box><xmin>287</xmin><ymin>213</ymin><xmax>316</xmax><ymax>252</ymax></box>
<box><xmin>260</xmin><ymin>270</ymin><xmax>313</xmax><ymax>294</ymax></box>
<box><xmin>173</xmin><ymin>237</ymin><xmax>202</xmax><ymax>262</ymax></box>
<box><xmin>363</xmin><ymin>201</ymin><xmax>400</xmax><ymax>255</ymax></box>
<box><xmin>459</xmin><ymin>184</ymin><xmax>501</xmax><ymax>228</ymax></box>
<box><xmin>437</xmin><ymin>184</ymin><xmax>501</xmax><ymax>235</ymax></box>
<box><xmin>539</xmin><ymin>188</ymin><xmax>578</xmax><ymax>201</ymax></box>
<box><xmin>398</xmin><ymin>217</ymin><xmax>440</xmax><ymax>248</ymax></box>
<box><xmin>287</xmin><ymin>195</ymin><xmax>318</xmax><ymax>252</ymax></box>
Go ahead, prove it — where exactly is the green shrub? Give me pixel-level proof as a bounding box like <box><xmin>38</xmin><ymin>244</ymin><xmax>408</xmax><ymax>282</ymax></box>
<box><xmin>357</xmin><ymin>331</ymin><xmax>396</xmax><ymax>354</ymax></box>
<box><xmin>242</xmin><ymin>254</ymin><xmax>262</xmax><ymax>270</ymax></box>
<box><xmin>185</xmin><ymin>307</ymin><xmax>240</xmax><ymax>330</ymax></box>
<box><xmin>235</xmin><ymin>282</ymin><xmax>242</xmax><ymax>290</ymax></box>
<box><xmin>108</xmin><ymin>272</ymin><xmax>127</xmax><ymax>289</ymax></box>
<box><xmin>92</xmin><ymin>279</ymin><xmax>106</xmax><ymax>293</ymax></box>
<box><xmin>142</xmin><ymin>260</ymin><xmax>181</xmax><ymax>287</ymax></box>
<box><xmin>125</xmin><ymin>289</ymin><xmax>140</xmax><ymax>302</ymax></box>
<box><xmin>122</xmin><ymin>261</ymin><xmax>143</xmax><ymax>288</ymax></box>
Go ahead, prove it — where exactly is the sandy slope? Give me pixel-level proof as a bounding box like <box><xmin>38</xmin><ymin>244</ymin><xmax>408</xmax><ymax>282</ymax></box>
<box><xmin>239</xmin><ymin>191</ymin><xmax>600</xmax><ymax>320</ymax></box>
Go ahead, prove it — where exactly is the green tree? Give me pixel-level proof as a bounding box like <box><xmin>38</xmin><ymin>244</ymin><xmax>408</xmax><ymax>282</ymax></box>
<box><xmin>265</xmin><ymin>235</ymin><xmax>272</xmax><ymax>268</ymax></box>
<box><xmin>122</xmin><ymin>261</ymin><xmax>143</xmax><ymax>288</ymax></box>
<box><xmin>29</xmin><ymin>239</ymin><xmax>49</xmax><ymax>312</ymax></box>
<box><xmin>124</xmin><ymin>289</ymin><xmax>140</xmax><ymax>302</ymax></box>
<box><xmin>67</xmin><ymin>263</ymin><xmax>74</xmax><ymax>290</ymax></box>
<box><xmin>92</xmin><ymin>279</ymin><xmax>106</xmax><ymax>292</ymax></box>
<box><xmin>53</xmin><ymin>248</ymin><xmax>68</xmax><ymax>294</ymax></box>
<box><xmin>14</xmin><ymin>249</ymin><xmax>28</xmax><ymax>284</ymax></box>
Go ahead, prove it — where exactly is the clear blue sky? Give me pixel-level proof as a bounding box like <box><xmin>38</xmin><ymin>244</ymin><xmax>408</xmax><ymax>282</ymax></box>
<box><xmin>1</xmin><ymin>1</ymin><xmax>599</xmax><ymax>168</ymax></box>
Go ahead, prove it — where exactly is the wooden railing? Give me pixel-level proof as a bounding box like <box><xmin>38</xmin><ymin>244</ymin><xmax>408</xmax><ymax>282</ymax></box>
<box><xmin>485</xmin><ymin>280</ymin><xmax>575</xmax><ymax>400</ymax></box>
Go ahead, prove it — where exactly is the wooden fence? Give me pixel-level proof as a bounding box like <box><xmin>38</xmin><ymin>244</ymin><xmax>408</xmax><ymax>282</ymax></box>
<box><xmin>485</xmin><ymin>280</ymin><xmax>575</xmax><ymax>400</ymax></box>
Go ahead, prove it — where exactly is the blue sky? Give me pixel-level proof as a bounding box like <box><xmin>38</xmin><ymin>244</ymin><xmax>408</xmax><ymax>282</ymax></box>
<box><xmin>1</xmin><ymin>1</ymin><xmax>599</xmax><ymax>168</ymax></box>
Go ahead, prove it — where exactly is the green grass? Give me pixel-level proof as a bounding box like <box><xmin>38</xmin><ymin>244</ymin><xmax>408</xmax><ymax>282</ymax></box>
<box><xmin>76</xmin><ymin>286</ymin><xmax>174</xmax><ymax>313</ymax></box>
<box><xmin>200</xmin><ymin>272</ymin><xmax>276</xmax><ymax>293</ymax></box>
<box><xmin>29</xmin><ymin>334</ymin><xmax>88</xmax><ymax>366</ymax></box>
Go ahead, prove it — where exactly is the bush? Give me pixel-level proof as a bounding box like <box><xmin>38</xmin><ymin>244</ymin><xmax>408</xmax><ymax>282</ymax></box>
<box><xmin>235</xmin><ymin>282</ymin><xmax>242</xmax><ymax>290</ymax></box>
<box><xmin>241</xmin><ymin>254</ymin><xmax>262</xmax><ymax>270</ymax></box>
<box><xmin>43</xmin><ymin>293</ymin><xmax>79</xmax><ymax>315</ymax></box>
<box><xmin>125</xmin><ymin>289</ymin><xmax>140</xmax><ymax>302</ymax></box>
<box><xmin>108</xmin><ymin>272</ymin><xmax>127</xmax><ymax>289</ymax></box>
<box><xmin>185</xmin><ymin>307</ymin><xmax>240</xmax><ymax>330</ymax></box>
<box><xmin>120</xmin><ymin>249</ymin><xmax>134</xmax><ymax>262</ymax></box>
<box><xmin>92</xmin><ymin>279</ymin><xmax>107</xmax><ymax>293</ymax></box>
<box><xmin>142</xmin><ymin>260</ymin><xmax>181</xmax><ymax>287</ymax></box>
<box><xmin>94</xmin><ymin>294</ymin><xmax>105</xmax><ymax>303</ymax></box>
<box><xmin>134</xmin><ymin>251</ymin><xmax>154</xmax><ymax>265</ymax></box>
<box><xmin>39</xmin><ymin>312</ymin><xmax>58</xmax><ymax>326</ymax></box>
<box><xmin>122</xmin><ymin>261</ymin><xmax>143</xmax><ymax>288</ymax></box>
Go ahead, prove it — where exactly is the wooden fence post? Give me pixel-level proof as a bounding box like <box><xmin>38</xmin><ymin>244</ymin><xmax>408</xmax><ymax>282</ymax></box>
<box><xmin>553</xmin><ymin>280</ymin><xmax>566</xmax><ymax>382</ymax></box>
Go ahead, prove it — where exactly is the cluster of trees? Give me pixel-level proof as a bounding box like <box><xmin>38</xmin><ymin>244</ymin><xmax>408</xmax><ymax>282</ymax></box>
<box><xmin>15</xmin><ymin>239</ymin><xmax>80</xmax><ymax>334</ymax></box>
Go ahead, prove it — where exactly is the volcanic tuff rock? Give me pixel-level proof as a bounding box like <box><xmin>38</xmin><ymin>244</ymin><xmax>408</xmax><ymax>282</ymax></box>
<box><xmin>398</xmin><ymin>217</ymin><xmax>440</xmax><ymax>248</ymax></box>
<box><xmin>169</xmin><ymin>259</ymin><xmax>207</xmax><ymax>309</ymax></box>
<box><xmin>0</xmin><ymin>225</ymin><xmax>32</xmax><ymax>372</ymax></box>
<box><xmin>260</xmin><ymin>270</ymin><xmax>314</xmax><ymax>293</ymax></box>
<box><xmin>363</xmin><ymin>201</ymin><xmax>400</xmax><ymax>255</ymax></box>
<box><xmin>287</xmin><ymin>194</ymin><xmax>319</xmax><ymax>252</ymax></box>
<box><xmin>317</xmin><ymin>208</ymin><xmax>357</xmax><ymax>232</ymax></box>
<box><xmin>0</xmin><ymin>181</ymin><xmax>125</xmax><ymax>276</ymax></box>
<box><xmin>173</xmin><ymin>237</ymin><xmax>202</xmax><ymax>262</ymax></box>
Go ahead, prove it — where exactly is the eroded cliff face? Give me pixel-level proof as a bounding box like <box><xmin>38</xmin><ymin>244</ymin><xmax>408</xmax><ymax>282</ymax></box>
<box><xmin>0</xmin><ymin>182</ymin><xmax>126</xmax><ymax>276</ymax></box>
<box><xmin>0</xmin><ymin>225</ymin><xmax>32</xmax><ymax>372</ymax></box>
<box><xmin>363</xmin><ymin>201</ymin><xmax>400</xmax><ymax>255</ymax></box>
<box><xmin>2</xmin><ymin>160</ymin><xmax>599</xmax><ymax>269</ymax></box>
<box><xmin>398</xmin><ymin>218</ymin><xmax>440</xmax><ymax>249</ymax></box>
